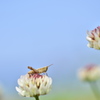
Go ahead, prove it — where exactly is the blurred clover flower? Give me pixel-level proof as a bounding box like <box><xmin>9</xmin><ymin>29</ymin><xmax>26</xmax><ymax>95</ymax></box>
<box><xmin>78</xmin><ymin>64</ymin><xmax>100</xmax><ymax>100</ymax></box>
<box><xmin>16</xmin><ymin>73</ymin><xmax>52</xmax><ymax>100</ymax></box>
<box><xmin>86</xmin><ymin>26</ymin><xmax>100</xmax><ymax>50</ymax></box>
<box><xmin>78</xmin><ymin>64</ymin><xmax>100</xmax><ymax>82</ymax></box>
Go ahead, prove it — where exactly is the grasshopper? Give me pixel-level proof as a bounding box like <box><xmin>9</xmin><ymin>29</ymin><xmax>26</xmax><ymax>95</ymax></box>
<box><xmin>28</xmin><ymin>64</ymin><xmax>53</xmax><ymax>74</ymax></box>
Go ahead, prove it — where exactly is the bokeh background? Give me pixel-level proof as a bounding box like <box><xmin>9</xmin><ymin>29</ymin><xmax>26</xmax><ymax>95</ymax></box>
<box><xmin>0</xmin><ymin>0</ymin><xmax>100</xmax><ymax>100</ymax></box>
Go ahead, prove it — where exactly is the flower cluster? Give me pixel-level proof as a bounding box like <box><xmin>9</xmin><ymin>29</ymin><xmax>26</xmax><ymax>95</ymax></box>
<box><xmin>16</xmin><ymin>73</ymin><xmax>52</xmax><ymax>97</ymax></box>
<box><xmin>86</xmin><ymin>26</ymin><xmax>100</xmax><ymax>50</ymax></box>
<box><xmin>78</xmin><ymin>64</ymin><xmax>100</xmax><ymax>82</ymax></box>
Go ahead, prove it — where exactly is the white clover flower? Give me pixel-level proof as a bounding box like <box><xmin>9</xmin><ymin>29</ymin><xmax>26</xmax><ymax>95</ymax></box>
<box><xmin>78</xmin><ymin>64</ymin><xmax>100</xmax><ymax>82</ymax></box>
<box><xmin>16</xmin><ymin>73</ymin><xmax>52</xmax><ymax>98</ymax></box>
<box><xmin>86</xmin><ymin>26</ymin><xmax>100</xmax><ymax>50</ymax></box>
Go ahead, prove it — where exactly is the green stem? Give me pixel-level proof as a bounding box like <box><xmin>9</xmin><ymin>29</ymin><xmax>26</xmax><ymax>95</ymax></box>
<box><xmin>89</xmin><ymin>82</ymin><xmax>100</xmax><ymax>100</ymax></box>
<box><xmin>34</xmin><ymin>95</ymin><xmax>39</xmax><ymax>100</ymax></box>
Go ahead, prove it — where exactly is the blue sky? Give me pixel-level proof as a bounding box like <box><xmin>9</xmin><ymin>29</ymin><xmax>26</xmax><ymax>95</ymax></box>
<box><xmin>0</xmin><ymin>0</ymin><xmax>100</xmax><ymax>94</ymax></box>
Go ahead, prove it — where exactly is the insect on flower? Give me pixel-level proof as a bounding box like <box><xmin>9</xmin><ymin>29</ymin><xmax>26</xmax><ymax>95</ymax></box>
<box><xmin>27</xmin><ymin>64</ymin><xmax>53</xmax><ymax>74</ymax></box>
<box><xmin>16</xmin><ymin>64</ymin><xmax>53</xmax><ymax>99</ymax></box>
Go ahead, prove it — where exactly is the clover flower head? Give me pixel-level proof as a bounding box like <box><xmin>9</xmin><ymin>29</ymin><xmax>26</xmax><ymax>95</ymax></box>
<box><xmin>86</xmin><ymin>26</ymin><xmax>100</xmax><ymax>50</ymax></box>
<box><xmin>78</xmin><ymin>64</ymin><xmax>100</xmax><ymax>82</ymax></box>
<box><xmin>16</xmin><ymin>73</ymin><xmax>52</xmax><ymax>97</ymax></box>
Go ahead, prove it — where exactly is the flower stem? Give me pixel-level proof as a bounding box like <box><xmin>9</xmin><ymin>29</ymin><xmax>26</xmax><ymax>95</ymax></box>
<box><xmin>89</xmin><ymin>82</ymin><xmax>100</xmax><ymax>100</ymax></box>
<box><xmin>34</xmin><ymin>96</ymin><xmax>39</xmax><ymax>100</ymax></box>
